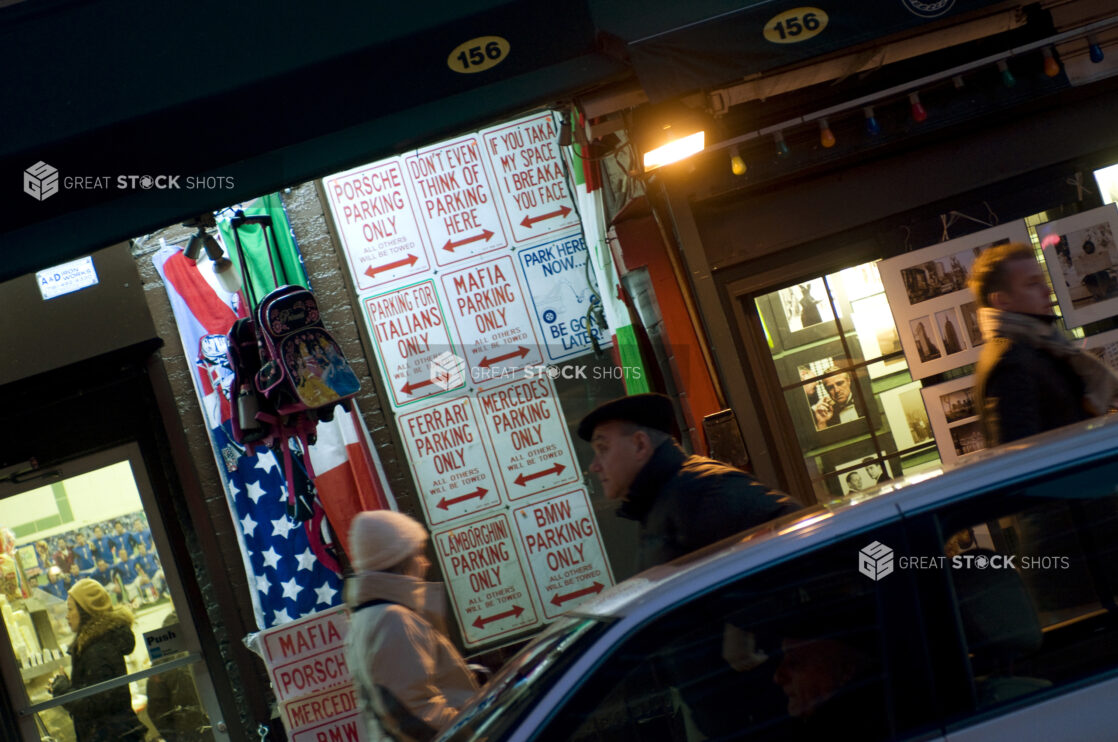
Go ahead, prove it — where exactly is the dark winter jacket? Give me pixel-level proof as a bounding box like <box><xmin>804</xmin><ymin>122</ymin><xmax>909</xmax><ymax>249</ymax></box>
<box><xmin>55</xmin><ymin>612</ymin><xmax>145</xmax><ymax>742</ymax></box>
<box><xmin>975</xmin><ymin>337</ymin><xmax>1090</xmax><ymax>446</ymax></box>
<box><xmin>618</xmin><ymin>441</ymin><xmax>800</xmax><ymax>570</ymax></box>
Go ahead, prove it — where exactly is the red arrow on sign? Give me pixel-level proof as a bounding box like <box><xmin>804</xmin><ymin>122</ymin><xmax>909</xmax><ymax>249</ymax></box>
<box><xmin>514</xmin><ymin>463</ymin><xmax>566</xmax><ymax>487</ymax></box>
<box><xmin>478</xmin><ymin>346</ymin><xmax>530</xmax><ymax>368</ymax></box>
<box><xmin>520</xmin><ymin>205</ymin><xmax>572</xmax><ymax>229</ymax></box>
<box><xmin>400</xmin><ymin>378</ymin><xmax>437</xmax><ymax>395</ymax></box>
<box><xmin>472</xmin><ymin>604</ymin><xmax>525</xmax><ymax>629</ymax></box>
<box><xmin>443</xmin><ymin>229</ymin><xmax>495</xmax><ymax>252</ymax></box>
<box><xmin>550</xmin><ymin>581</ymin><xmax>605</xmax><ymax>607</ymax></box>
<box><xmin>436</xmin><ymin>488</ymin><xmax>488</xmax><ymax>511</ymax></box>
<box><xmin>365</xmin><ymin>253</ymin><xmax>419</xmax><ymax>278</ymax></box>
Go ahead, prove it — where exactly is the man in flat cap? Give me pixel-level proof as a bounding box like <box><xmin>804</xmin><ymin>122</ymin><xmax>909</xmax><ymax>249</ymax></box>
<box><xmin>579</xmin><ymin>393</ymin><xmax>799</xmax><ymax>571</ymax></box>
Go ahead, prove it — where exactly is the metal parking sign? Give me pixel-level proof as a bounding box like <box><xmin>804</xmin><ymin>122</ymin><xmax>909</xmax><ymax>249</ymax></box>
<box><xmin>434</xmin><ymin>513</ymin><xmax>541</xmax><ymax>646</ymax></box>
<box><xmin>405</xmin><ymin>135</ymin><xmax>508</xmax><ymax>267</ymax></box>
<box><xmin>475</xmin><ymin>376</ymin><xmax>579</xmax><ymax>499</ymax></box>
<box><xmin>513</xmin><ymin>488</ymin><xmax>613</xmax><ymax>619</ymax></box>
<box><xmin>396</xmin><ymin>395</ymin><xmax>503</xmax><ymax>526</ymax></box>
<box><xmin>439</xmin><ymin>254</ymin><xmax>544</xmax><ymax>387</ymax></box>
<box><xmin>364</xmin><ymin>280</ymin><xmax>462</xmax><ymax>407</ymax></box>
<box><xmin>517</xmin><ymin>231</ymin><xmax>607</xmax><ymax>361</ymax></box>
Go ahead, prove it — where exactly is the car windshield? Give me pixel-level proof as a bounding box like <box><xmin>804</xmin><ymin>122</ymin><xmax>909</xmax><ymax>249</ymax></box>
<box><xmin>438</xmin><ymin>615</ymin><xmax>608</xmax><ymax>741</ymax></box>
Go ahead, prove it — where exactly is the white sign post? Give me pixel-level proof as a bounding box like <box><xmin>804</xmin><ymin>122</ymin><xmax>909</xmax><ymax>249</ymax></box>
<box><xmin>439</xmin><ymin>255</ymin><xmax>544</xmax><ymax>386</ymax></box>
<box><xmin>513</xmin><ymin>488</ymin><xmax>613</xmax><ymax>619</ymax></box>
<box><xmin>405</xmin><ymin>136</ymin><xmax>508</xmax><ymax>267</ymax></box>
<box><xmin>433</xmin><ymin>514</ymin><xmax>540</xmax><ymax>647</ymax></box>
<box><xmin>475</xmin><ymin>376</ymin><xmax>579</xmax><ymax>499</ymax></box>
<box><xmin>396</xmin><ymin>395</ymin><xmax>503</xmax><ymax>526</ymax></box>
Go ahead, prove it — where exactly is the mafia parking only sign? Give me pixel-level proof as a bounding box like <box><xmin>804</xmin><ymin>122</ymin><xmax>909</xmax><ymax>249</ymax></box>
<box><xmin>513</xmin><ymin>488</ymin><xmax>613</xmax><ymax>619</ymax></box>
<box><xmin>476</xmin><ymin>376</ymin><xmax>579</xmax><ymax>499</ymax></box>
<box><xmin>434</xmin><ymin>513</ymin><xmax>540</xmax><ymax>647</ymax></box>
<box><xmin>517</xmin><ymin>231</ymin><xmax>607</xmax><ymax>361</ymax></box>
<box><xmin>439</xmin><ymin>254</ymin><xmax>543</xmax><ymax>386</ymax></box>
<box><xmin>397</xmin><ymin>395</ymin><xmax>502</xmax><ymax>527</ymax></box>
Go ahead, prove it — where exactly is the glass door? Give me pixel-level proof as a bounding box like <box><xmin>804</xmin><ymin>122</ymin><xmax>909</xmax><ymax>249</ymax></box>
<box><xmin>0</xmin><ymin>443</ymin><xmax>224</xmax><ymax>742</ymax></box>
<box><xmin>754</xmin><ymin>261</ymin><xmax>941</xmax><ymax>502</ymax></box>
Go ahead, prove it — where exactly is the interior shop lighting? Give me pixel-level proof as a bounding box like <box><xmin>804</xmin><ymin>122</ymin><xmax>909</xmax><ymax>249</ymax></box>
<box><xmin>182</xmin><ymin>213</ymin><xmax>242</xmax><ymax>293</ymax></box>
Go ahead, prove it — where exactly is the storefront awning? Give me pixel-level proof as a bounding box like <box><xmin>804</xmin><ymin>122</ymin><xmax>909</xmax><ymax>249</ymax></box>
<box><xmin>0</xmin><ymin>0</ymin><xmax>626</xmax><ymax>283</ymax></box>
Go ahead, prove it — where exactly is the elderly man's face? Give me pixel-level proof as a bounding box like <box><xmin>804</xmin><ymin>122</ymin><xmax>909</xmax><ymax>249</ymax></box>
<box><xmin>589</xmin><ymin>421</ymin><xmax>651</xmax><ymax>501</ymax></box>
<box><xmin>823</xmin><ymin>373</ymin><xmax>852</xmax><ymax>406</ymax></box>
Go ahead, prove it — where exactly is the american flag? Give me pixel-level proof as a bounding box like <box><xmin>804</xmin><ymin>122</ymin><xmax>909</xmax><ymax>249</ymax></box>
<box><xmin>154</xmin><ymin>245</ymin><xmax>345</xmax><ymax>628</ymax></box>
<box><xmin>214</xmin><ymin>427</ymin><xmax>342</xmax><ymax>627</ymax></box>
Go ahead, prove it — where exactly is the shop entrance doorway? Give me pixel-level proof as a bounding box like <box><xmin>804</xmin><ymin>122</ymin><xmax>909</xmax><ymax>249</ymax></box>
<box><xmin>0</xmin><ymin>444</ymin><xmax>223</xmax><ymax>742</ymax></box>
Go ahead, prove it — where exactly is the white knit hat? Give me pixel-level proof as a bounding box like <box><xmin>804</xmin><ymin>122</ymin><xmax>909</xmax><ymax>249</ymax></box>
<box><xmin>348</xmin><ymin>511</ymin><xmax>428</xmax><ymax>572</ymax></box>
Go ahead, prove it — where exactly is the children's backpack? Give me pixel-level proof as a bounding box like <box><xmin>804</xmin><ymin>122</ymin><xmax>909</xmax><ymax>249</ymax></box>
<box><xmin>223</xmin><ymin>212</ymin><xmax>359</xmax><ymax>572</ymax></box>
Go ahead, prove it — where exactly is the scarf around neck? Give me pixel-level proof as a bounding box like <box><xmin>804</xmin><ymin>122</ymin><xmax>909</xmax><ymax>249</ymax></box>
<box><xmin>978</xmin><ymin>307</ymin><xmax>1118</xmax><ymax>415</ymax></box>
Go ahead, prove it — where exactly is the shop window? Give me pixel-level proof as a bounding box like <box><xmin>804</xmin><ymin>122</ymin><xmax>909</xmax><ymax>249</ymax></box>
<box><xmin>756</xmin><ymin>262</ymin><xmax>939</xmax><ymax>501</ymax></box>
<box><xmin>0</xmin><ymin>446</ymin><xmax>216</xmax><ymax>742</ymax></box>
<box><xmin>935</xmin><ymin>455</ymin><xmax>1118</xmax><ymax>714</ymax></box>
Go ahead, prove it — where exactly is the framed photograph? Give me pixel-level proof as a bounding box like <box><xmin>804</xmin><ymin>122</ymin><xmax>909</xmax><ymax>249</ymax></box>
<box><xmin>880</xmin><ymin>380</ymin><xmax>933</xmax><ymax>452</ymax></box>
<box><xmin>1093</xmin><ymin>163</ymin><xmax>1118</xmax><ymax>207</ymax></box>
<box><xmin>1083</xmin><ymin>327</ymin><xmax>1118</xmax><ymax>373</ymax></box>
<box><xmin>818</xmin><ymin>439</ymin><xmax>899</xmax><ymax>499</ymax></box>
<box><xmin>1038</xmin><ymin>203</ymin><xmax>1118</xmax><ymax>328</ymax></box>
<box><xmin>921</xmin><ymin>374</ymin><xmax>986</xmax><ymax>467</ymax></box>
<box><xmin>850</xmin><ymin>293</ymin><xmax>906</xmax><ymax>378</ymax></box>
<box><xmin>757</xmin><ymin>278</ymin><xmax>843</xmax><ymax>350</ymax></box>
<box><xmin>879</xmin><ymin>221</ymin><xmax>1031</xmax><ymax>379</ymax></box>
<box><xmin>778</xmin><ymin>339</ymin><xmax>877</xmax><ymax>449</ymax></box>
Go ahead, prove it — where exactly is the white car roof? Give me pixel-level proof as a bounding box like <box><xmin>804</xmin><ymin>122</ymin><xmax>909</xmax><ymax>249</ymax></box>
<box><xmin>574</xmin><ymin>414</ymin><xmax>1118</xmax><ymax>621</ymax></box>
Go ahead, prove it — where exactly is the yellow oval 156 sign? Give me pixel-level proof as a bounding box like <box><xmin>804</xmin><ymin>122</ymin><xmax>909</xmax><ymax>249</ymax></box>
<box><xmin>448</xmin><ymin>36</ymin><xmax>510</xmax><ymax>74</ymax></box>
<box><xmin>763</xmin><ymin>8</ymin><xmax>828</xmax><ymax>44</ymax></box>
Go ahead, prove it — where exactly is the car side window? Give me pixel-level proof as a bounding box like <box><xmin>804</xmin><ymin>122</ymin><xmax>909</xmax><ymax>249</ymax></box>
<box><xmin>537</xmin><ymin>523</ymin><xmax>932</xmax><ymax>741</ymax></box>
<box><xmin>936</xmin><ymin>455</ymin><xmax>1118</xmax><ymax>712</ymax></box>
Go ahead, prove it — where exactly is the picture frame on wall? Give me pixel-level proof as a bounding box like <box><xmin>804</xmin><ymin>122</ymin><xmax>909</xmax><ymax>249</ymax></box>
<box><xmin>878</xmin><ymin>221</ymin><xmax>1031</xmax><ymax>379</ymax></box>
<box><xmin>1038</xmin><ymin>203</ymin><xmax>1118</xmax><ymax>328</ymax></box>
<box><xmin>757</xmin><ymin>278</ymin><xmax>842</xmax><ymax>350</ymax></box>
<box><xmin>921</xmin><ymin>374</ymin><xmax>986</xmax><ymax>467</ymax></box>
<box><xmin>778</xmin><ymin>338</ymin><xmax>877</xmax><ymax>450</ymax></box>
<box><xmin>849</xmin><ymin>293</ymin><xmax>906</xmax><ymax>378</ymax></box>
<box><xmin>879</xmin><ymin>380</ymin><xmax>934</xmax><ymax>452</ymax></box>
<box><xmin>818</xmin><ymin>438</ymin><xmax>898</xmax><ymax>498</ymax></box>
<box><xmin>1083</xmin><ymin>327</ymin><xmax>1118</xmax><ymax>373</ymax></box>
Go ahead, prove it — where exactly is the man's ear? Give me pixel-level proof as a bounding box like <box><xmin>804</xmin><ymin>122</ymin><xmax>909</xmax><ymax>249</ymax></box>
<box><xmin>631</xmin><ymin>429</ymin><xmax>655</xmax><ymax>458</ymax></box>
<box><xmin>988</xmin><ymin>290</ymin><xmax>1009</xmax><ymax>311</ymax></box>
